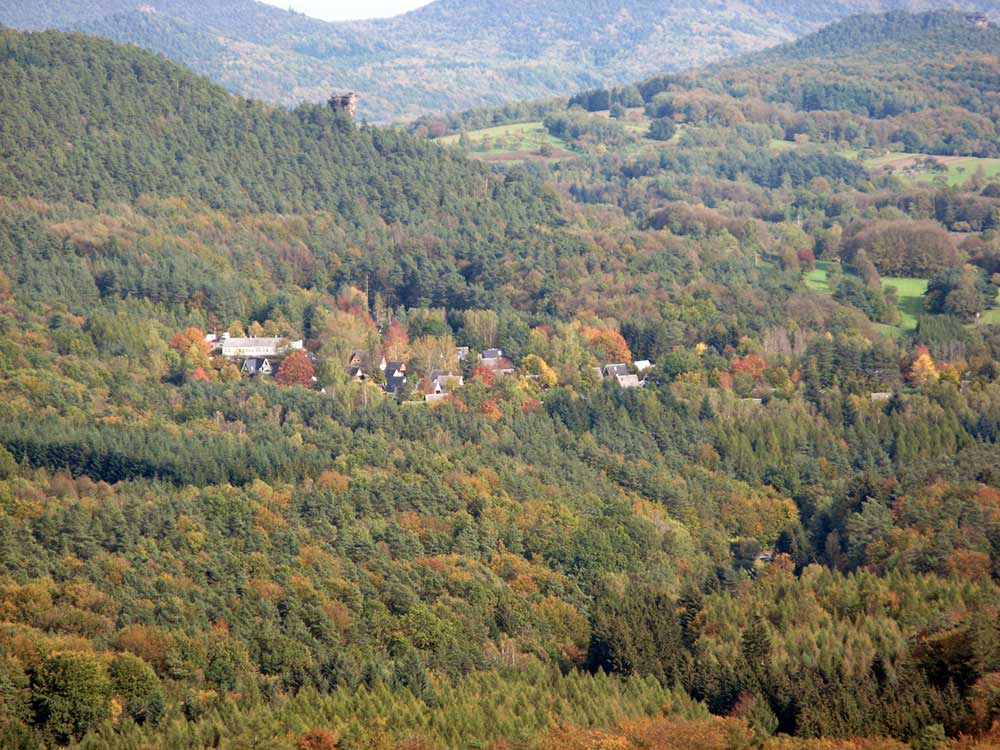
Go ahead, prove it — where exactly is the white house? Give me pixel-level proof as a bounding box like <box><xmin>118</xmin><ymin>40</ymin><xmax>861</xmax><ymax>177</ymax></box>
<box><xmin>219</xmin><ymin>337</ymin><xmax>303</xmax><ymax>359</ymax></box>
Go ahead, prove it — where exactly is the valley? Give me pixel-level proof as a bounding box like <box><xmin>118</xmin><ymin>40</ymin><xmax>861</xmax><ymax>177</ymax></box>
<box><xmin>0</xmin><ymin>6</ymin><xmax>999</xmax><ymax>750</ymax></box>
<box><xmin>2</xmin><ymin>0</ymin><xmax>997</xmax><ymax>120</ymax></box>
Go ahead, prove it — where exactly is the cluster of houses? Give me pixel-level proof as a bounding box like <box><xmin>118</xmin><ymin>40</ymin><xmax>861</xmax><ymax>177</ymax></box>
<box><xmin>205</xmin><ymin>333</ymin><xmax>654</xmax><ymax>399</ymax></box>
<box><xmin>348</xmin><ymin>346</ymin><xmax>514</xmax><ymax>401</ymax></box>
<box><xmin>205</xmin><ymin>333</ymin><xmax>306</xmax><ymax>377</ymax></box>
<box><xmin>343</xmin><ymin>346</ymin><xmax>652</xmax><ymax>401</ymax></box>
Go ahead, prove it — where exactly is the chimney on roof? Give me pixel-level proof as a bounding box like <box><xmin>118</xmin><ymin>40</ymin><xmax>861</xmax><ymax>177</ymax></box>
<box><xmin>329</xmin><ymin>92</ymin><xmax>359</xmax><ymax>118</ymax></box>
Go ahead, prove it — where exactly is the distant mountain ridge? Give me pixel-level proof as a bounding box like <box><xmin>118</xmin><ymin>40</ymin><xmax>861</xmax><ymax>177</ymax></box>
<box><xmin>0</xmin><ymin>0</ymin><xmax>997</xmax><ymax>120</ymax></box>
<box><xmin>740</xmin><ymin>6</ymin><xmax>998</xmax><ymax>62</ymax></box>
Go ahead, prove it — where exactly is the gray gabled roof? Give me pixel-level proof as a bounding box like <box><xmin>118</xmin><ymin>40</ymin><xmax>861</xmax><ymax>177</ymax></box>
<box><xmin>241</xmin><ymin>358</ymin><xmax>272</xmax><ymax>375</ymax></box>
<box><xmin>386</xmin><ymin>374</ymin><xmax>408</xmax><ymax>394</ymax></box>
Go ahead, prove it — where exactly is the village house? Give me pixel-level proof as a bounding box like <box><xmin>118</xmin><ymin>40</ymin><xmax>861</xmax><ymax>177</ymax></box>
<box><xmin>385</xmin><ymin>361</ymin><xmax>408</xmax><ymax>395</ymax></box>
<box><xmin>430</xmin><ymin>371</ymin><xmax>464</xmax><ymax>394</ymax></box>
<box><xmin>348</xmin><ymin>350</ymin><xmax>387</xmax><ymax>373</ymax></box>
<box><xmin>602</xmin><ymin>363</ymin><xmax>629</xmax><ymax>378</ymax></box>
<box><xmin>617</xmin><ymin>373</ymin><xmax>642</xmax><ymax>388</ymax></box>
<box><xmin>241</xmin><ymin>358</ymin><xmax>273</xmax><ymax>377</ymax></box>
<box><xmin>479</xmin><ymin>348</ymin><xmax>515</xmax><ymax>376</ymax></box>
<box><xmin>218</xmin><ymin>335</ymin><xmax>303</xmax><ymax>359</ymax></box>
<box><xmin>602</xmin><ymin>363</ymin><xmax>642</xmax><ymax>388</ymax></box>
<box><xmin>344</xmin><ymin>351</ymin><xmax>388</xmax><ymax>383</ymax></box>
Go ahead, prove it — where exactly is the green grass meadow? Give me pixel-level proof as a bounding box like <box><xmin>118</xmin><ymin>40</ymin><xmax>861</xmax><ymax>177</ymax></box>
<box><xmin>805</xmin><ymin>261</ymin><xmax>999</xmax><ymax>333</ymax></box>
<box><xmin>440</xmin><ymin>109</ymin><xmax>682</xmax><ymax>161</ymax></box>
<box><xmin>766</xmin><ymin>139</ymin><xmax>1000</xmax><ymax>188</ymax></box>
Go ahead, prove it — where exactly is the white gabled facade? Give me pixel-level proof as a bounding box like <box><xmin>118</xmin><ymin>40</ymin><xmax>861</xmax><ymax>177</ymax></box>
<box><xmin>219</xmin><ymin>337</ymin><xmax>303</xmax><ymax>359</ymax></box>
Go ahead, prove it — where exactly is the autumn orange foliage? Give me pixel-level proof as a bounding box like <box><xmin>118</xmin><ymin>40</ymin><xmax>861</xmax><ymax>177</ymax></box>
<box><xmin>276</xmin><ymin>350</ymin><xmax>315</xmax><ymax>386</ymax></box>
<box><xmin>539</xmin><ymin>716</ymin><xmax>912</xmax><ymax>750</ymax></box>
<box><xmin>295</xmin><ymin>728</ymin><xmax>340</xmax><ymax>750</ymax></box>
<box><xmin>480</xmin><ymin>399</ymin><xmax>504</xmax><ymax>420</ymax></box>
<box><xmin>471</xmin><ymin>365</ymin><xmax>495</xmax><ymax>387</ymax></box>
<box><xmin>383</xmin><ymin>320</ymin><xmax>410</xmax><ymax>360</ymax></box>
<box><xmin>731</xmin><ymin>354</ymin><xmax>766</xmax><ymax>381</ymax></box>
<box><xmin>583</xmin><ymin>326</ymin><xmax>632</xmax><ymax>363</ymax></box>
<box><xmin>169</xmin><ymin>327</ymin><xmax>211</xmax><ymax>356</ymax></box>
<box><xmin>538</xmin><ymin>716</ymin><xmax>740</xmax><ymax>750</ymax></box>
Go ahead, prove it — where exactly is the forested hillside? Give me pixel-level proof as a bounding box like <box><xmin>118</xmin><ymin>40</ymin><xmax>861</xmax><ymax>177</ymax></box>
<box><xmin>1</xmin><ymin>0</ymin><xmax>997</xmax><ymax>120</ymax></box>
<box><xmin>1</xmin><ymin>13</ymin><xmax>1000</xmax><ymax>750</ymax></box>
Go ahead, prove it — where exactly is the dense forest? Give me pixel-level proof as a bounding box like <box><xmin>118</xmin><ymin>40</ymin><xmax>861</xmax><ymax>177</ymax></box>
<box><xmin>1</xmin><ymin>0</ymin><xmax>997</xmax><ymax>120</ymax></box>
<box><xmin>1</xmin><ymin>10</ymin><xmax>1000</xmax><ymax>750</ymax></box>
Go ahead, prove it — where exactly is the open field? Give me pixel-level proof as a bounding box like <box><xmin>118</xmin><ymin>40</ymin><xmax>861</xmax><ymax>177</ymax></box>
<box><xmin>440</xmin><ymin>109</ymin><xmax>683</xmax><ymax>161</ymax></box>
<box><xmin>768</xmin><ymin>138</ymin><xmax>800</xmax><ymax>152</ymax></box>
<box><xmin>864</xmin><ymin>152</ymin><xmax>1000</xmax><ymax>186</ymax></box>
<box><xmin>806</xmin><ymin>261</ymin><xmax>1000</xmax><ymax>332</ymax></box>
<box><xmin>806</xmin><ymin>262</ymin><xmax>924</xmax><ymax>332</ymax></box>
<box><xmin>766</xmin><ymin>140</ymin><xmax>1000</xmax><ymax>187</ymax></box>
<box><xmin>805</xmin><ymin>261</ymin><xmax>924</xmax><ymax>331</ymax></box>
<box><xmin>979</xmin><ymin>298</ymin><xmax>1000</xmax><ymax>325</ymax></box>
<box><xmin>803</xmin><ymin>260</ymin><xmax>834</xmax><ymax>294</ymax></box>
<box><xmin>439</xmin><ymin>121</ymin><xmax>573</xmax><ymax>161</ymax></box>
<box><xmin>881</xmin><ymin>275</ymin><xmax>929</xmax><ymax>330</ymax></box>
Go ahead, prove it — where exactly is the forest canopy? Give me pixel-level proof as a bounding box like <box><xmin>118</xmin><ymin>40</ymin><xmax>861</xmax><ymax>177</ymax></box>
<box><xmin>1</xmin><ymin>11</ymin><xmax>1000</xmax><ymax>750</ymax></box>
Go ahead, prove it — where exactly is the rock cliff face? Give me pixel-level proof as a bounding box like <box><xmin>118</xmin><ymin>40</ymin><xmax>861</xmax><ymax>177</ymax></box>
<box><xmin>329</xmin><ymin>93</ymin><xmax>359</xmax><ymax>119</ymax></box>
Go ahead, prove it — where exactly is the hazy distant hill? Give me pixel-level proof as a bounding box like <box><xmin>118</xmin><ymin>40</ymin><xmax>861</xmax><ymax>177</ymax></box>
<box><xmin>1</xmin><ymin>0</ymin><xmax>997</xmax><ymax>120</ymax></box>
<box><xmin>740</xmin><ymin>4</ymin><xmax>999</xmax><ymax>61</ymax></box>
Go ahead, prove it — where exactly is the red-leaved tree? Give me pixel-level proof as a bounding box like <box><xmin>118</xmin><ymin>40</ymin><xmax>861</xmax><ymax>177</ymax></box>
<box><xmin>471</xmin><ymin>365</ymin><xmax>495</xmax><ymax>387</ymax></box>
<box><xmin>276</xmin><ymin>351</ymin><xmax>315</xmax><ymax>387</ymax></box>
<box><xmin>731</xmin><ymin>354</ymin><xmax>766</xmax><ymax>381</ymax></box>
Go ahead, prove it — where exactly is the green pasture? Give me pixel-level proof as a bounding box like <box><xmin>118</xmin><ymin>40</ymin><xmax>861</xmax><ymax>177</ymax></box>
<box><xmin>441</xmin><ymin>108</ymin><xmax>683</xmax><ymax>161</ymax></box>
<box><xmin>806</xmin><ymin>261</ymin><xmax>926</xmax><ymax>332</ymax></box>
<box><xmin>862</xmin><ymin>151</ymin><xmax>1000</xmax><ymax>186</ymax></box>
<box><xmin>881</xmin><ymin>276</ymin><xmax>929</xmax><ymax>330</ymax></box>
<box><xmin>805</xmin><ymin>261</ymin><xmax>1000</xmax><ymax>332</ymax></box>
<box><xmin>440</xmin><ymin>121</ymin><xmax>570</xmax><ymax>160</ymax></box>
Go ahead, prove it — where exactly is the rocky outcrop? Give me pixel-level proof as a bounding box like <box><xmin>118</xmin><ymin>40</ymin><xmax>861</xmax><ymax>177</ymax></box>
<box><xmin>329</xmin><ymin>92</ymin><xmax>358</xmax><ymax>118</ymax></box>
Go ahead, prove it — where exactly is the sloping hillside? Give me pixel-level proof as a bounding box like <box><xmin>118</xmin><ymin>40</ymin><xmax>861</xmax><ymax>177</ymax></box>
<box><xmin>0</xmin><ymin>25</ymin><xmax>553</xmax><ymax>226</ymax></box>
<box><xmin>740</xmin><ymin>6</ymin><xmax>1000</xmax><ymax>61</ymax></box>
<box><xmin>1</xmin><ymin>0</ymin><xmax>997</xmax><ymax>120</ymax></box>
<box><xmin>1</xmin><ymin>18</ymin><xmax>1000</xmax><ymax>750</ymax></box>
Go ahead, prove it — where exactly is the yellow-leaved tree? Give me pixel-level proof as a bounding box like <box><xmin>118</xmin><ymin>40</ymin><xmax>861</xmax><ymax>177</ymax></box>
<box><xmin>909</xmin><ymin>345</ymin><xmax>939</xmax><ymax>386</ymax></box>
